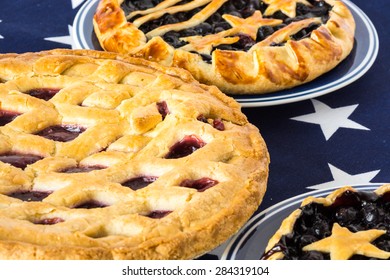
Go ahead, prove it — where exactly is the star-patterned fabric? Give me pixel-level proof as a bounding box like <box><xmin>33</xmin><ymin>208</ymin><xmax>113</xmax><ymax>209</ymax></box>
<box><xmin>0</xmin><ymin>0</ymin><xmax>389</xmax><ymax>229</ymax></box>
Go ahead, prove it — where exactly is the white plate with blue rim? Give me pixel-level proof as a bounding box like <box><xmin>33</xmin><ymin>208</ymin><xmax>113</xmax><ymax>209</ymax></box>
<box><xmin>220</xmin><ymin>183</ymin><xmax>386</xmax><ymax>260</ymax></box>
<box><xmin>73</xmin><ymin>0</ymin><xmax>379</xmax><ymax>107</ymax></box>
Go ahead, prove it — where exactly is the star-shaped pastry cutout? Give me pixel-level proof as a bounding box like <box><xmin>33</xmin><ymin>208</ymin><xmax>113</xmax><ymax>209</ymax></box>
<box><xmin>307</xmin><ymin>163</ymin><xmax>380</xmax><ymax>190</ymax></box>
<box><xmin>290</xmin><ymin>99</ymin><xmax>370</xmax><ymax>141</ymax></box>
<box><xmin>181</xmin><ymin>32</ymin><xmax>239</xmax><ymax>54</ymax></box>
<box><xmin>223</xmin><ymin>11</ymin><xmax>282</xmax><ymax>40</ymax></box>
<box><xmin>263</xmin><ymin>0</ymin><xmax>312</xmax><ymax>18</ymax></box>
<box><xmin>181</xmin><ymin>11</ymin><xmax>282</xmax><ymax>53</ymax></box>
<box><xmin>303</xmin><ymin>223</ymin><xmax>390</xmax><ymax>260</ymax></box>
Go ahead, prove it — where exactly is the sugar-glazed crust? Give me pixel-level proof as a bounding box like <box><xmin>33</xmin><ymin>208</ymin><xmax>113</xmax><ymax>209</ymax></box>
<box><xmin>93</xmin><ymin>0</ymin><xmax>355</xmax><ymax>94</ymax></box>
<box><xmin>0</xmin><ymin>49</ymin><xmax>269</xmax><ymax>259</ymax></box>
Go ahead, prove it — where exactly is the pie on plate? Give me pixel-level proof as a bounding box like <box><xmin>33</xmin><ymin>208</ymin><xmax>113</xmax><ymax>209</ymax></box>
<box><xmin>0</xmin><ymin>49</ymin><xmax>269</xmax><ymax>259</ymax></box>
<box><xmin>93</xmin><ymin>0</ymin><xmax>355</xmax><ymax>94</ymax></box>
<box><xmin>261</xmin><ymin>184</ymin><xmax>390</xmax><ymax>260</ymax></box>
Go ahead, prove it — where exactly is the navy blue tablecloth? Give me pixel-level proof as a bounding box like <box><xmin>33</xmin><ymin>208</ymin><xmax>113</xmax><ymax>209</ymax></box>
<box><xmin>0</xmin><ymin>0</ymin><xmax>388</xmax><ymax>212</ymax></box>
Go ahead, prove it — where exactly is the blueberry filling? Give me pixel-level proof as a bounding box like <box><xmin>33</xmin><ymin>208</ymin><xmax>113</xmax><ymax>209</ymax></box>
<box><xmin>35</xmin><ymin>125</ymin><xmax>86</xmax><ymax>142</ymax></box>
<box><xmin>59</xmin><ymin>165</ymin><xmax>106</xmax><ymax>173</ymax></box>
<box><xmin>25</xmin><ymin>88</ymin><xmax>61</xmax><ymax>101</ymax></box>
<box><xmin>165</xmin><ymin>135</ymin><xmax>206</xmax><ymax>159</ymax></box>
<box><xmin>121</xmin><ymin>176</ymin><xmax>158</xmax><ymax>191</ymax></box>
<box><xmin>121</xmin><ymin>0</ymin><xmax>332</xmax><ymax>61</ymax></box>
<box><xmin>7</xmin><ymin>190</ymin><xmax>51</xmax><ymax>202</ymax></box>
<box><xmin>0</xmin><ymin>152</ymin><xmax>43</xmax><ymax>169</ymax></box>
<box><xmin>180</xmin><ymin>177</ymin><xmax>218</xmax><ymax>192</ymax></box>
<box><xmin>146</xmin><ymin>210</ymin><xmax>172</xmax><ymax>219</ymax></box>
<box><xmin>73</xmin><ymin>200</ymin><xmax>108</xmax><ymax>209</ymax></box>
<box><xmin>290</xmin><ymin>22</ymin><xmax>321</xmax><ymax>41</ymax></box>
<box><xmin>121</xmin><ymin>0</ymin><xmax>164</xmax><ymax>13</ymax></box>
<box><xmin>0</xmin><ymin>110</ymin><xmax>21</xmax><ymax>126</ymax></box>
<box><xmin>261</xmin><ymin>190</ymin><xmax>390</xmax><ymax>260</ymax></box>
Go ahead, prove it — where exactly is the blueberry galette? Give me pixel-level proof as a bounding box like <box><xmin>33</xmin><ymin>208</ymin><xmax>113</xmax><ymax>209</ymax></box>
<box><xmin>261</xmin><ymin>184</ymin><xmax>390</xmax><ymax>260</ymax></box>
<box><xmin>93</xmin><ymin>0</ymin><xmax>355</xmax><ymax>94</ymax></box>
<box><xmin>0</xmin><ymin>49</ymin><xmax>269</xmax><ymax>259</ymax></box>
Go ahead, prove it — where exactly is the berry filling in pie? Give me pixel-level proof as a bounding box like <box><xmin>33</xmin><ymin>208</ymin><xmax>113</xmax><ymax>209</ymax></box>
<box><xmin>74</xmin><ymin>200</ymin><xmax>109</xmax><ymax>209</ymax></box>
<box><xmin>146</xmin><ymin>210</ymin><xmax>172</xmax><ymax>219</ymax></box>
<box><xmin>262</xmin><ymin>185</ymin><xmax>390</xmax><ymax>260</ymax></box>
<box><xmin>121</xmin><ymin>0</ymin><xmax>331</xmax><ymax>59</ymax></box>
<box><xmin>33</xmin><ymin>217</ymin><xmax>65</xmax><ymax>225</ymax></box>
<box><xmin>165</xmin><ymin>135</ymin><xmax>206</xmax><ymax>159</ymax></box>
<box><xmin>0</xmin><ymin>153</ymin><xmax>44</xmax><ymax>169</ymax></box>
<box><xmin>26</xmin><ymin>88</ymin><xmax>61</xmax><ymax>101</ymax></box>
<box><xmin>59</xmin><ymin>165</ymin><xmax>107</xmax><ymax>173</ymax></box>
<box><xmin>180</xmin><ymin>177</ymin><xmax>218</xmax><ymax>192</ymax></box>
<box><xmin>7</xmin><ymin>190</ymin><xmax>52</xmax><ymax>202</ymax></box>
<box><xmin>94</xmin><ymin>0</ymin><xmax>355</xmax><ymax>94</ymax></box>
<box><xmin>121</xmin><ymin>176</ymin><xmax>158</xmax><ymax>190</ymax></box>
<box><xmin>35</xmin><ymin>125</ymin><xmax>86</xmax><ymax>142</ymax></box>
<box><xmin>0</xmin><ymin>111</ymin><xmax>21</xmax><ymax>126</ymax></box>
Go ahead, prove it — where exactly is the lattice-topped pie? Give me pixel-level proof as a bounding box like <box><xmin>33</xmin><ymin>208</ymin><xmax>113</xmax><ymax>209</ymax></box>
<box><xmin>261</xmin><ymin>184</ymin><xmax>390</xmax><ymax>260</ymax></box>
<box><xmin>0</xmin><ymin>49</ymin><xmax>269</xmax><ymax>259</ymax></box>
<box><xmin>93</xmin><ymin>0</ymin><xmax>355</xmax><ymax>94</ymax></box>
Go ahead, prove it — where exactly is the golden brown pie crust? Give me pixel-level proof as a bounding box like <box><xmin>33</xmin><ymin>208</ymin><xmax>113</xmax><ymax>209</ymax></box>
<box><xmin>0</xmin><ymin>49</ymin><xmax>269</xmax><ymax>259</ymax></box>
<box><xmin>93</xmin><ymin>0</ymin><xmax>355</xmax><ymax>94</ymax></box>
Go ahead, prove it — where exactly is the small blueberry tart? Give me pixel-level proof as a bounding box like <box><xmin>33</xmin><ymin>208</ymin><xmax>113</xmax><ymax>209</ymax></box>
<box><xmin>262</xmin><ymin>184</ymin><xmax>390</xmax><ymax>260</ymax></box>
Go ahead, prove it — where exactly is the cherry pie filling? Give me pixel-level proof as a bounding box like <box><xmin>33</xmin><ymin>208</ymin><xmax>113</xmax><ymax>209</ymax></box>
<box><xmin>165</xmin><ymin>135</ymin><xmax>206</xmax><ymax>159</ymax></box>
<box><xmin>156</xmin><ymin>101</ymin><xmax>169</xmax><ymax>119</ymax></box>
<box><xmin>25</xmin><ymin>88</ymin><xmax>61</xmax><ymax>101</ymax></box>
<box><xmin>59</xmin><ymin>165</ymin><xmax>107</xmax><ymax>173</ymax></box>
<box><xmin>261</xmin><ymin>190</ymin><xmax>390</xmax><ymax>260</ymax></box>
<box><xmin>197</xmin><ymin>114</ymin><xmax>225</xmax><ymax>131</ymax></box>
<box><xmin>121</xmin><ymin>0</ymin><xmax>331</xmax><ymax>62</ymax></box>
<box><xmin>121</xmin><ymin>176</ymin><xmax>158</xmax><ymax>191</ymax></box>
<box><xmin>0</xmin><ymin>152</ymin><xmax>43</xmax><ymax>169</ymax></box>
<box><xmin>7</xmin><ymin>190</ymin><xmax>51</xmax><ymax>202</ymax></box>
<box><xmin>0</xmin><ymin>110</ymin><xmax>21</xmax><ymax>126</ymax></box>
<box><xmin>146</xmin><ymin>210</ymin><xmax>172</xmax><ymax>219</ymax></box>
<box><xmin>73</xmin><ymin>200</ymin><xmax>109</xmax><ymax>209</ymax></box>
<box><xmin>180</xmin><ymin>177</ymin><xmax>218</xmax><ymax>192</ymax></box>
<box><xmin>35</xmin><ymin>125</ymin><xmax>86</xmax><ymax>142</ymax></box>
<box><xmin>33</xmin><ymin>217</ymin><xmax>65</xmax><ymax>225</ymax></box>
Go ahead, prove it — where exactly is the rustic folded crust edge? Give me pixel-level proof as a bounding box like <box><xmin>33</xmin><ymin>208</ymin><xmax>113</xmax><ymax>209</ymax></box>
<box><xmin>263</xmin><ymin>184</ymin><xmax>390</xmax><ymax>260</ymax></box>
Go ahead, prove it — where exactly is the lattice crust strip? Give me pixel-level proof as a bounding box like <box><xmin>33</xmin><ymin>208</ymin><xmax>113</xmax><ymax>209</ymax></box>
<box><xmin>0</xmin><ymin>49</ymin><xmax>269</xmax><ymax>259</ymax></box>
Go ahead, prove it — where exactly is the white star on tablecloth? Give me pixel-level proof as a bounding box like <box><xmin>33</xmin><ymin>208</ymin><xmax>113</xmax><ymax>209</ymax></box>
<box><xmin>72</xmin><ymin>0</ymin><xmax>86</xmax><ymax>9</ymax></box>
<box><xmin>290</xmin><ymin>99</ymin><xmax>370</xmax><ymax>140</ymax></box>
<box><xmin>44</xmin><ymin>25</ymin><xmax>76</xmax><ymax>49</ymax></box>
<box><xmin>307</xmin><ymin>163</ymin><xmax>380</xmax><ymax>190</ymax></box>
<box><xmin>0</xmin><ymin>20</ymin><xmax>4</xmax><ymax>39</ymax></box>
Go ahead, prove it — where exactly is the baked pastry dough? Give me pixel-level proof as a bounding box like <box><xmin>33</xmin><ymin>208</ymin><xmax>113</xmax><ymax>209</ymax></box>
<box><xmin>93</xmin><ymin>0</ymin><xmax>355</xmax><ymax>94</ymax></box>
<box><xmin>0</xmin><ymin>49</ymin><xmax>269</xmax><ymax>259</ymax></box>
<box><xmin>262</xmin><ymin>184</ymin><xmax>390</xmax><ymax>260</ymax></box>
